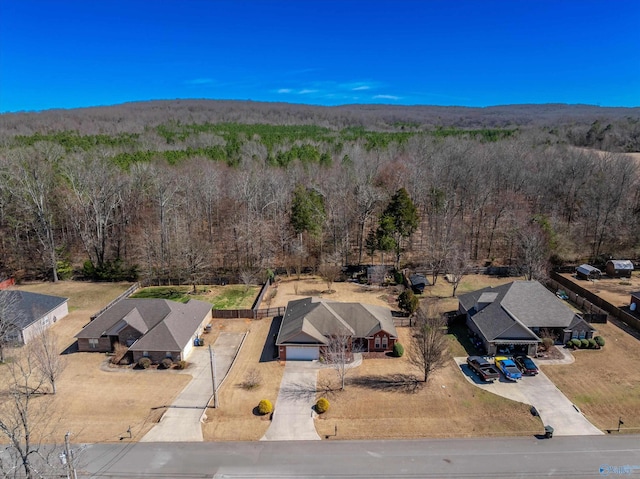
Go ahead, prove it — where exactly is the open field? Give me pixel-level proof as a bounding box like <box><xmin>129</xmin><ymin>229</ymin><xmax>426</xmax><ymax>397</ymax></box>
<box><xmin>315</xmin><ymin>328</ymin><xmax>542</xmax><ymax>439</ymax></box>
<box><xmin>542</xmin><ymin>321</ymin><xmax>640</xmax><ymax>433</ymax></box>
<box><xmin>130</xmin><ymin>284</ymin><xmax>260</xmax><ymax>309</ymax></box>
<box><xmin>2</xmin><ymin>281</ymin><xmax>192</xmax><ymax>443</ymax></box>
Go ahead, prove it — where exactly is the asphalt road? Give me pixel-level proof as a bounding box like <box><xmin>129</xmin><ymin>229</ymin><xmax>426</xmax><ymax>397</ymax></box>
<box><xmin>77</xmin><ymin>435</ymin><xmax>640</xmax><ymax>478</ymax></box>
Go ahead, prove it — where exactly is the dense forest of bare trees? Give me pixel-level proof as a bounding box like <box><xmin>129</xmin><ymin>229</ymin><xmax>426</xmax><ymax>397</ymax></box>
<box><xmin>0</xmin><ymin>100</ymin><xmax>638</xmax><ymax>284</ymax></box>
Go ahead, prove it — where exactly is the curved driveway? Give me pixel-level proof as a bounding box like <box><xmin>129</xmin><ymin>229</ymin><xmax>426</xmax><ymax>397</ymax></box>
<box><xmin>455</xmin><ymin>357</ymin><xmax>603</xmax><ymax>436</ymax></box>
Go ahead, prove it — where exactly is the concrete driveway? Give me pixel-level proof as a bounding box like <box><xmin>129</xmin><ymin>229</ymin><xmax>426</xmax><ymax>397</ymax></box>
<box><xmin>261</xmin><ymin>361</ymin><xmax>321</xmax><ymax>441</ymax></box>
<box><xmin>141</xmin><ymin>332</ymin><xmax>245</xmax><ymax>442</ymax></box>
<box><xmin>455</xmin><ymin>357</ymin><xmax>604</xmax><ymax>436</ymax></box>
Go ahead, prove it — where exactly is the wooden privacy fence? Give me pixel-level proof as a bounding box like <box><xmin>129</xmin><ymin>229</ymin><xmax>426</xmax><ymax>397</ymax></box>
<box><xmin>212</xmin><ymin>306</ymin><xmax>286</xmax><ymax>319</ymax></box>
<box><xmin>550</xmin><ymin>272</ymin><xmax>640</xmax><ymax>333</ymax></box>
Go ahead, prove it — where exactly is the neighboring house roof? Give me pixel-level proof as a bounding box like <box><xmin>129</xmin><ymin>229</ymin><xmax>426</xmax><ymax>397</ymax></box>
<box><xmin>576</xmin><ymin>264</ymin><xmax>601</xmax><ymax>275</ymax></box>
<box><xmin>410</xmin><ymin>274</ymin><xmax>429</xmax><ymax>286</ymax></box>
<box><xmin>0</xmin><ymin>290</ymin><xmax>68</xmax><ymax>330</ymax></box>
<box><xmin>631</xmin><ymin>291</ymin><xmax>640</xmax><ymax>300</ymax></box>
<box><xmin>459</xmin><ymin>281</ymin><xmax>589</xmax><ymax>343</ymax></box>
<box><xmin>76</xmin><ymin>298</ymin><xmax>212</xmax><ymax>352</ymax></box>
<box><xmin>607</xmin><ymin>260</ymin><xmax>634</xmax><ymax>270</ymax></box>
<box><xmin>276</xmin><ymin>297</ymin><xmax>397</xmax><ymax>346</ymax></box>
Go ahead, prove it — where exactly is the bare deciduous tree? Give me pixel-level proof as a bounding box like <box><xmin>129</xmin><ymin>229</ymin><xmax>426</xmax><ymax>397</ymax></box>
<box><xmin>0</xmin><ymin>347</ymin><xmax>62</xmax><ymax>479</ymax></box>
<box><xmin>31</xmin><ymin>328</ymin><xmax>66</xmax><ymax>395</ymax></box>
<box><xmin>409</xmin><ymin>307</ymin><xmax>449</xmax><ymax>383</ymax></box>
<box><xmin>0</xmin><ymin>292</ymin><xmax>21</xmax><ymax>363</ymax></box>
<box><xmin>323</xmin><ymin>332</ymin><xmax>360</xmax><ymax>391</ymax></box>
<box><xmin>318</xmin><ymin>257</ymin><xmax>342</xmax><ymax>293</ymax></box>
<box><xmin>446</xmin><ymin>246</ymin><xmax>471</xmax><ymax>297</ymax></box>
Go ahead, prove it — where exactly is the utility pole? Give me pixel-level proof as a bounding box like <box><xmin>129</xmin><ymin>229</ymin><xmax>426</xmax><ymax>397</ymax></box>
<box><xmin>64</xmin><ymin>432</ymin><xmax>77</xmax><ymax>479</ymax></box>
<box><xmin>209</xmin><ymin>345</ymin><xmax>219</xmax><ymax>408</ymax></box>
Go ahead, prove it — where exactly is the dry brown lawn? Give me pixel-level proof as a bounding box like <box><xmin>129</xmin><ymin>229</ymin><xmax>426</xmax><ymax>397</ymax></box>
<box><xmin>202</xmin><ymin>274</ymin><xmax>541</xmax><ymax>440</ymax></box>
<box><xmin>1</xmin><ymin>281</ymin><xmax>192</xmax><ymax>443</ymax></box>
<box><xmin>315</xmin><ymin>328</ymin><xmax>542</xmax><ymax>440</ymax></box>
<box><xmin>202</xmin><ymin>317</ymin><xmax>283</xmax><ymax>440</ymax></box>
<box><xmin>542</xmin><ymin>321</ymin><xmax>640</xmax><ymax>433</ymax></box>
<box><xmin>559</xmin><ymin>272</ymin><xmax>640</xmax><ymax>308</ymax></box>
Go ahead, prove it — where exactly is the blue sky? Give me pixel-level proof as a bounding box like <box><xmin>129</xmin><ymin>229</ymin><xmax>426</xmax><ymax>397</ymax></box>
<box><xmin>1</xmin><ymin>0</ymin><xmax>639</xmax><ymax>112</ymax></box>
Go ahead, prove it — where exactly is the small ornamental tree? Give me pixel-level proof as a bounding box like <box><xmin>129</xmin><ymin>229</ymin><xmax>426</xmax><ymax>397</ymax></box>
<box><xmin>595</xmin><ymin>336</ymin><xmax>605</xmax><ymax>347</ymax></box>
<box><xmin>398</xmin><ymin>289</ymin><xmax>419</xmax><ymax>324</ymax></box>
<box><xmin>258</xmin><ymin>399</ymin><xmax>273</xmax><ymax>415</ymax></box>
<box><xmin>393</xmin><ymin>342</ymin><xmax>404</xmax><ymax>357</ymax></box>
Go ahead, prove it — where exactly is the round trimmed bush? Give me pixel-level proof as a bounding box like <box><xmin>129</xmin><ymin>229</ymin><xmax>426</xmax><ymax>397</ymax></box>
<box><xmin>315</xmin><ymin>397</ymin><xmax>330</xmax><ymax>414</ymax></box>
<box><xmin>570</xmin><ymin>339</ymin><xmax>582</xmax><ymax>348</ymax></box>
<box><xmin>160</xmin><ymin>358</ymin><xmax>173</xmax><ymax>369</ymax></box>
<box><xmin>175</xmin><ymin>360</ymin><xmax>187</xmax><ymax>370</ymax></box>
<box><xmin>588</xmin><ymin>338</ymin><xmax>597</xmax><ymax>349</ymax></box>
<box><xmin>138</xmin><ymin>357</ymin><xmax>151</xmax><ymax>369</ymax></box>
<box><xmin>258</xmin><ymin>399</ymin><xmax>273</xmax><ymax>415</ymax></box>
<box><xmin>542</xmin><ymin>337</ymin><xmax>554</xmax><ymax>350</ymax></box>
<box><xmin>393</xmin><ymin>342</ymin><xmax>404</xmax><ymax>358</ymax></box>
<box><xmin>595</xmin><ymin>336</ymin><xmax>605</xmax><ymax>347</ymax></box>
<box><xmin>580</xmin><ymin>339</ymin><xmax>589</xmax><ymax>349</ymax></box>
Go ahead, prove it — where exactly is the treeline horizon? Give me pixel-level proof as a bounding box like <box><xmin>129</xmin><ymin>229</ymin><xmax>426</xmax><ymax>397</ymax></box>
<box><xmin>0</xmin><ymin>100</ymin><xmax>638</xmax><ymax>284</ymax></box>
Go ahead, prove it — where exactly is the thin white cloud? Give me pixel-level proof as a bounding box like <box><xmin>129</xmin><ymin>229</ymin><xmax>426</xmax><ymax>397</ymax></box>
<box><xmin>185</xmin><ymin>78</ymin><xmax>214</xmax><ymax>85</ymax></box>
<box><xmin>352</xmin><ymin>85</ymin><xmax>370</xmax><ymax>91</ymax></box>
<box><xmin>277</xmin><ymin>88</ymin><xmax>293</xmax><ymax>93</ymax></box>
<box><xmin>299</xmin><ymin>89</ymin><xmax>319</xmax><ymax>94</ymax></box>
<box><xmin>374</xmin><ymin>94</ymin><xmax>401</xmax><ymax>100</ymax></box>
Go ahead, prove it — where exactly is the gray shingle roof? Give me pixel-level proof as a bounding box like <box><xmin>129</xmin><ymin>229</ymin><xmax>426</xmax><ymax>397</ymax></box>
<box><xmin>76</xmin><ymin>298</ymin><xmax>211</xmax><ymax>352</ymax></box>
<box><xmin>458</xmin><ymin>281</ymin><xmax>584</xmax><ymax>343</ymax></box>
<box><xmin>0</xmin><ymin>290</ymin><xmax>68</xmax><ymax>330</ymax></box>
<box><xmin>276</xmin><ymin>297</ymin><xmax>397</xmax><ymax>345</ymax></box>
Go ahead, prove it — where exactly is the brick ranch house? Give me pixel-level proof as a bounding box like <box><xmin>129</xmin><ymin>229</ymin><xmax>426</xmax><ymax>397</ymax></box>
<box><xmin>276</xmin><ymin>297</ymin><xmax>398</xmax><ymax>361</ymax></box>
<box><xmin>458</xmin><ymin>281</ymin><xmax>595</xmax><ymax>356</ymax></box>
<box><xmin>0</xmin><ymin>290</ymin><xmax>68</xmax><ymax>345</ymax></box>
<box><xmin>75</xmin><ymin>298</ymin><xmax>212</xmax><ymax>363</ymax></box>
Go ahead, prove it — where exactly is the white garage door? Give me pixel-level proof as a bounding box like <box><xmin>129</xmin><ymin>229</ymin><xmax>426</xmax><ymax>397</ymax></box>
<box><xmin>286</xmin><ymin>346</ymin><xmax>319</xmax><ymax>361</ymax></box>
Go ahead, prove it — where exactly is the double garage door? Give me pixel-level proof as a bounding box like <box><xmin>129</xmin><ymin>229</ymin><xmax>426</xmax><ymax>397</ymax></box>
<box><xmin>286</xmin><ymin>346</ymin><xmax>320</xmax><ymax>361</ymax></box>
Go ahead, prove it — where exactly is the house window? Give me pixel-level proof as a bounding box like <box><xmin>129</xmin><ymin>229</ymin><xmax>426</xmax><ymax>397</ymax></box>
<box><xmin>382</xmin><ymin>336</ymin><xmax>388</xmax><ymax>349</ymax></box>
<box><xmin>571</xmin><ymin>330</ymin><xmax>578</xmax><ymax>339</ymax></box>
<box><xmin>88</xmin><ymin>338</ymin><xmax>99</xmax><ymax>349</ymax></box>
<box><xmin>165</xmin><ymin>352</ymin><xmax>172</xmax><ymax>358</ymax></box>
<box><xmin>143</xmin><ymin>351</ymin><xmax>149</xmax><ymax>357</ymax></box>
<box><xmin>375</xmin><ymin>336</ymin><xmax>381</xmax><ymax>349</ymax></box>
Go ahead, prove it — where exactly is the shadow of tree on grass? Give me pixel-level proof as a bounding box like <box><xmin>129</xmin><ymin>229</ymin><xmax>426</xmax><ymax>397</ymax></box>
<box><xmin>348</xmin><ymin>373</ymin><xmax>423</xmax><ymax>394</ymax></box>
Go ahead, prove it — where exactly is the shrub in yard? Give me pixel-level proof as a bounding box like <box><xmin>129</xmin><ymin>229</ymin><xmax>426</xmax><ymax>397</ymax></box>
<box><xmin>595</xmin><ymin>336</ymin><xmax>605</xmax><ymax>347</ymax></box>
<box><xmin>175</xmin><ymin>360</ymin><xmax>187</xmax><ymax>370</ymax></box>
<box><xmin>570</xmin><ymin>339</ymin><xmax>582</xmax><ymax>349</ymax></box>
<box><xmin>138</xmin><ymin>357</ymin><xmax>152</xmax><ymax>369</ymax></box>
<box><xmin>258</xmin><ymin>399</ymin><xmax>273</xmax><ymax>415</ymax></box>
<box><xmin>160</xmin><ymin>358</ymin><xmax>173</xmax><ymax>369</ymax></box>
<box><xmin>241</xmin><ymin>368</ymin><xmax>262</xmax><ymax>390</ymax></box>
<box><xmin>588</xmin><ymin>338</ymin><xmax>597</xmax><ymax>349</ymax></box>
<box><xmin>393</xmin><ymin>342</ymin><xmax>404</xmax><ymax>357</ymax></box>
<box><xmin>580</xmin><ymin>339</ymin><xmax>589</xmax><ymax>349</ymax></box>
<box><xmin>315</xmin><ymin>397</ymin><xmax>330</xmax><ymax>414</ymax></box>
<box><xmin>542</xmin><ymin>337</ymin><xmax>554</xmax><ymax>351</ymax></box>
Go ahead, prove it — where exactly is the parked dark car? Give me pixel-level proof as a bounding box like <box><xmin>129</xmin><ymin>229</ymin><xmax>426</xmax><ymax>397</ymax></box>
<box><xmin>514</xmin><ymin>355</ymin><xmax>539</xmax><ymax>375</ymax></box>
<box><xmin>466</xmin><ymin>356</ymin><xmax>500</xmax><ymax>381</ymax></box>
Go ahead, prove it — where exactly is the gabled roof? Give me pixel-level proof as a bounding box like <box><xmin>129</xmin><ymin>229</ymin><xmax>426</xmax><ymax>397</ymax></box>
<box><xmin>76</xmin><ymin>298</ymin><xmax>212</xmax><ymax>352</ymax></box>
<box><xmin>632</xmin><ymin>291</ymin><xmax>640</xmax><ymax>300</ymax></box>
<box><xmin>0</xmin><ymin>290</ymin><xmax>68</xmax><ymax>330</ymax></box>
<box><xmin>576</xmin><ymin>264</ymin><xmax>601</xmax><ymax>275</ymax></box>
<box><xmin>459</xmin><ymin>281</ymin><xmax>584</xmax><ymax>343</ymax></box>
<box><xmin>276</xmin><ymin>297</ymin><xmax>397</xmax><ymax>346</ymax></box>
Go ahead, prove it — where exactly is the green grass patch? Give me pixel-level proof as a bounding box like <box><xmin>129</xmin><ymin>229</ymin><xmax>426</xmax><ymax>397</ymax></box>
<box><xmin>210</xmin><ymin>286</ymin><xmax>258</xmax><ymax>309</ymax></box>
<box><xmin>130</xmin><ymin>286</ymin><xmax>192</xmax><ymax>303</ymax></box>
<box><xmin>130</xmin><ymin>284</ymin><xmax>260</xmax><ymax>309</ymax></box>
